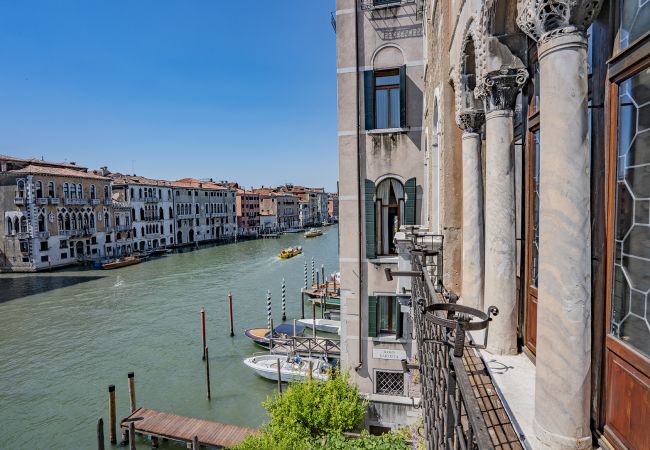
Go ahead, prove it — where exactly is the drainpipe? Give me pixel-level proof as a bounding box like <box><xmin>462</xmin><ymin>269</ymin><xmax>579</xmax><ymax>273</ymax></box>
<box><xmin>355</xmin><ymin>0</ymin><xmax>363</xmax><ymax>372</ymax></box>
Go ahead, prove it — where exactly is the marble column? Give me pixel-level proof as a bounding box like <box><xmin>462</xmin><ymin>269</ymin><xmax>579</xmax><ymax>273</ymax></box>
<box><xmin>479</xmin><ymin>69</ymin><xmax>526</xmax><ymax>355</ymax></box>
<box><xmin>517</xmin><ymin>0</ymin><xmax>603</xmax><ymax>446</ymax></box>
<box><xmin>459</xmin><ymin>112</ymin><xmax>485</xmax><ymax>311</ymax></box>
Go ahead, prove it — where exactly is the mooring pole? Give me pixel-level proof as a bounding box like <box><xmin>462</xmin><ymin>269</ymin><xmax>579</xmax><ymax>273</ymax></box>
<box><xmin>316</xmin><ymin>272</ymin><xmax>320</xmax><ymax>292</ymax></box>
<box><xmin>205</xmin><ymin>347</ymin><xmax>211</xmax><ymax>400</ymax></box>
<box><xmin>293</xmin><ymin>319</ymin><xmax>297</xmax><ymax>337</ymax></box>
<box><xmin>321</xmin><ymin>265</ymin><xmax>325</xmax><ymax>289</ymax></box>
<box><xmin>266</xmin><ymin>290</ymin><xmax>272</xmax><ymax>330</ymax></box>
<box><xmin>108</xmin><ymin>385</ymin><xmax>116</xmax><ymax>444</ymax></box>
<box><xmin>301</xmin><ymin>290</ymin><xmax>305</xmax><ymax>319</ymax></box>
<box><xmin>304</xmin><ymin>261</ymin><xmax>308</xmax><ymax>289</ymax></box>
<box><xmin>201</xmin><ymin>307</ymin><xmax>206</xmax><ymax>360</ymax></box>
<box><xmin>228</xmin><ymin>292</ymin><xmax>235</xmax><ymax>337</ymax></box>
<box><xmin>311</xmin><ymin>257</ymin><xmax>315</xmax><ymax>285</ymax></box>
<box><xmin>281</xmin><ymin>278</ymin><xmax>286</xmax><ymax>321</ymax></box>
<box><xmin>97</xmin><ymin>418</ymin><xmax>104</xmax><ymax>450</ymax></box>
<box><xmin>312</xmin><ymin>302</ymin><xmax>316</xmax><ymax>338</ymax></box>
<box><xmin>127</xmin><ymin>372</ymin><xmax>136</xmax><ymax>413</ymax></box>
<box><xmin>277</xmin><ymin>358</ymin><xmax>282</xmax><ymax>394</ymax></box>
<box><xmin>128</xmin><ymin>421</ymin><xmax>136</xmax><ymax>450</ymax></box>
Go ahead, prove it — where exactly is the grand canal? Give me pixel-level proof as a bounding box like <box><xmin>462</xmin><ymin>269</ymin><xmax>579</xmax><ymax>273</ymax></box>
<box><xmin>0</xmin><ymin>225</ymin><xmax>339</xmax><ymax>449</ymax></box>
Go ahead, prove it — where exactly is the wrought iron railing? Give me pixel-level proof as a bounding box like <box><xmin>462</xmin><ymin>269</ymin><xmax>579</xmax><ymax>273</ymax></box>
<box><xmin>411</xmin><ymin>250</ymin><xmax>498</xmax><ymax>450</ymax></box>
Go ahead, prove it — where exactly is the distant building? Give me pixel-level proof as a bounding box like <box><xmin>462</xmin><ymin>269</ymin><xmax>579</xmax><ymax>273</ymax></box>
<box><xmin>0</xmin><ymin>154</ymin><xmax>114</xmax><ymax>271</ymax></box>
<box><xmin>235</xmin><ymin>188</ymin><xmax>260</xmax><ymax>236</ymax></box>
<box><xmin>327</xmin><ymin>193</ymin><xmax>338</xmax><ymax>220</ymax></box>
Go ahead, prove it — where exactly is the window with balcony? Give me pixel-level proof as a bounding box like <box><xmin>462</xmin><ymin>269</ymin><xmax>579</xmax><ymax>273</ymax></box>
<box><xmin>48</xmin><ymin>181</ymin><xmax>55</xmax><ymax>198</ymax></box>
<box><xmin>90</xmin><ymin>185</ymin><xmax>96</xmax><ymax>200</ymax></box>
<box><xmin>35</xmin><ymin>181</ymin><xmax>43</xmax><ymax>198</ymax></box>
<box><xmin>16</xmin><ymin>180</ymin><xmax>25</xmax><ymax>198</ymax></box>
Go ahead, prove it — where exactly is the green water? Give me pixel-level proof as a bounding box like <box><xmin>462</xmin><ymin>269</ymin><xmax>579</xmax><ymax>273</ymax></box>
<box><xmin>0</xmin><ymin>226</ymin><xmax>339</xmax><ymax>449</ymax></box>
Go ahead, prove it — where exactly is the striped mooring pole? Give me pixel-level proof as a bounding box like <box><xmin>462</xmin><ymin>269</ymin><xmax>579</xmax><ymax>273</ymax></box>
<box><xmin>311</xmin><ymin>257</ymin><xmax>315</xmax><ymax>285</ymax></box>
<box><xmin>266</xmin><ymin>290</ymin><xmax>272</xmax><ymax>330</ymax></box>
<box><xmin>304</xmin><ymin>261</ymin><xmax>308</xmax><ymax>289</ymax></box>
<box><xmin>281</xmin><ymin>278</ymin><xmax>286</xmax><ymax>321</ymax></box>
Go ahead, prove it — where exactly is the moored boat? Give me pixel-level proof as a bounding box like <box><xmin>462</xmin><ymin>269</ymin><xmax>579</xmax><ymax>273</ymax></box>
<box><xmin>101</xmin><ymin>256</ymin><xmax>141</xmax><ymax>270</ymax></box>
<box><xmin>304</xmin><ymin>228</ymin><xmax>323</xmax><ymax>238</ymax></box>
<box><xmin>243</xmin><ymin>354</ymin><xmax>330</xmax><ymax>382</ymax></box>
<box><xmin>244</xmin><ymin>323</ymin><xmax>305</xmax><ymax>349</ymax></box>
<box><xmin>278</xmin><ymin>246</ymin><xmax>303</xmax><ymax>259</ymax></box>
<box><xmin>297</xmin><ymin>318</ymin><xmax>341</xmax><ymax>335</ymax></box>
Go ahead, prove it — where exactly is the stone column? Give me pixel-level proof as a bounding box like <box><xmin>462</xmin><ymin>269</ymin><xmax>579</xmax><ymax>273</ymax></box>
<box><xmin>458</xmin><ymin>112</ymin><xmax>485</xmax><ymax>311</ymax></box>
<box><xmin>479</xmin><ymin>69</ymin><xmax>527</xmax><ymax>355</ymax></box>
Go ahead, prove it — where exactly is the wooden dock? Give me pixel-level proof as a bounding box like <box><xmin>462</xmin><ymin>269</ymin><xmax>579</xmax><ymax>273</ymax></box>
<box><xmin>121</xmin><ymin>407</ymin><xmax>257</xmax><ymax>448</ymax></box>
<box><xmin>270</xmin><ymin>336</ymin><xmax>340</xmax><ymax>358</ymax></box>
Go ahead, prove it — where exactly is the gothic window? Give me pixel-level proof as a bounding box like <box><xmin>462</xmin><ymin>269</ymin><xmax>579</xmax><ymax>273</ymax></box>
<box><xmin>6</xmin><ymin>217</ymin><xmax>13</xmax><ymax>235</ymax></box>
<box><xmin>20</xmin><ymin>216</ymin><xmax>27</xmax><ymax>233</ymax></box>
<box><xmin>64</xmin><ymin>213</ymin><xmax>71</xmax><ymax>230</ymax></box>
<box><xmin>90</xmin><ymin>185</ymin><xmax>96</xmax><ymax>199</ymax></box>
<box><xmin>38</xmin><ymin>214</ymin><xmax>45</xmax><ymax>232</ymax></box>
<box><xmin>77</xmin><ymin>184</ymin><xmax>83</xmax><ymax>199</ymax></box>
<box><xmin>375</xmin><ymin>178</ymin><xmax>405</xmax><ymax>256</ymax></box>
<box><xmin>48</xmin><ymin>181</ymin><xmax>55</xmax><ymax>198</ymax></box>
<box><xmin>16</xmin><ymin>180</ymin><xmax>25</xmax><ymax>198</ymax></box>
<box><xmin>105</xmin><ymin>212</ymin><xmax>110</xmax><ymax>226</ymax></box>
<box><xmin>64</xmin><ymin>183</ymin><xmax>70</xmax><ymax>198</ymax></box>
<box><xmin>90</xmin><ymin>213</ymin><xmax>95</xmax><ymax>228</ymax></box>
<box><xmin>35</xmin><ymin>181</ymin><xmax>43</xmax><ymax>198</ymax></box>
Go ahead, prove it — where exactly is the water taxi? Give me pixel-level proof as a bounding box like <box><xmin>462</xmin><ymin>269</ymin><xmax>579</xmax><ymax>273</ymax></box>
<box><xmin>304</xmin><ymin>228</ymin><xmax>323</xmax><ymax>238</ymax></box>
<box><xmin>243</xmin><ymin>354</ymin><xmax>330</xmax><ymax>382</ymax></box>
<box><xmin>278</xmin><ymin>246</ymin><xmax>302</xmax><ymax>259</ymax></box>
<box><xmin>101</xmin><ymin>256</ymin><xmax>141</xmax><ymax>270</ymax></box>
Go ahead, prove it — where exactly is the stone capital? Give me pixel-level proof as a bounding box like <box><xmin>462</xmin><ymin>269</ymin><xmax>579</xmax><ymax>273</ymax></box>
<box><xmin>477</xmin><ymin>68</ymin><xmax>528</xmax><ymax>114</ymax></box>
<box><xmin>516</xmin><ymin>0</ymin><xmax>604</xmax><ymax>42</ymax></box>
<box><xmin>458</xmin><ymin>110</ymin><xmax>485</xmax><ymax>133</ymax></box>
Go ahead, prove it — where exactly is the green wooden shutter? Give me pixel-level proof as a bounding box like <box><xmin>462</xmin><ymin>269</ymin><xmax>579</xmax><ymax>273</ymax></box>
<box><xmin>364</xmin><ymin>70</ymin><xmax>375</xmax><ymax>130</ymax></box>
<box><xmin>368</xmin><ymin>296</ymin><xmax>379</xmax><ymax>337</ymax></box>
<box><xmin>365</xmin><ymin>179</ymin><xmax>376</xmax><ymax>259</ymax></box>
<box><xmin>399</xmin><ymin>65</ymin><xmax>406</xmax><ymax>128</ymax></box>
<box><xmin>404</xmin><ymin>177</ymin><xmax>416</xmax><ymax>225</ymax></box>
<box><xmin>396</xmin><ymin>300</ymin><xmax>404</xmax><ymax>338</ymax></box>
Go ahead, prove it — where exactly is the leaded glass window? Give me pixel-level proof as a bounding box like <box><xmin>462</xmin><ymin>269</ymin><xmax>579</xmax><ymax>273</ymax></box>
<box><xmin>612</xmin><ymin>68</ymin><xmax>650</xmax><ymax>358</ymax></box>
<box><xmin>530</xmin><ymin>130</ymin><xmax>540</xmax><ymax>288</ymax></box>
<box><xmin>620</xmin><ymin>0</ymin><xmax>650</xmax><ymax>50</ymax></box>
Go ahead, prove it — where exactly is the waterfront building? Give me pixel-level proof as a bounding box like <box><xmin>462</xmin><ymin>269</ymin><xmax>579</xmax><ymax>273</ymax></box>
<box><xmin>259</xmin><ymin>211</ymin><xmax>277</xmax><ymax>232</ymax></box>
<box><xmin>0</xmin><ymin>155</ymin><xmax>113</xmax><ymax>271</ymax></box>
<box><xmin>335</xmin><ymin>0</ymin><xmax>425</xmax><ymax>430</ymax></box>
<box><xmin>235</xmin><ymin>188</ymin><xmax>260</xmax><ymax>236</ymax></box>
<box><xmin>173</xmin><ymin>178</ymin><xmax>237</xmax><ymax>245</ymax></box>
<box><xmin>389</xmin><ymin>0</ymin><xmax>649</xmax><ymax>448</ymax></box>
<box><xmin>298</xmin><ymin>201</ymin><xmax>312</xmax><ymax>228</ymax></box>
<box><xmin>327</xmin><ymin>193</ymin><xmax>338</xmax><ymax>221</ymax></box>
<box><xmin>257</xmin><ymin>189</ymin><xmax>299</xmax><ymax>231</ymax></box>
<box><xmin>110</xmin><ymin>174</ymin><xmax>176</xmax><ymax>251</ymax></box>
<box><xmin>276</xmin><ymin>184</ymin><xmax>326</xmax><ymax>226</ymax></box>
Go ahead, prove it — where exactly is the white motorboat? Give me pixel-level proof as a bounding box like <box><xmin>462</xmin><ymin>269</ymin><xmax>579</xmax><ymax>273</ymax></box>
<box><xmin>297</xmin><ymin>318</ymin><xmax>341</xmax><ymax>335</ymax></box>
<box><xmin>243</xmin><ymin>354</ymin><xmax>330</xmax><ymax>382</ymax></box>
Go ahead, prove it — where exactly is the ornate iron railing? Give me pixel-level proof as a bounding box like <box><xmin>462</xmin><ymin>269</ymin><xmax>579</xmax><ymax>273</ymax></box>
<box><xmin>411</xmin><ymin>250</ymin><xmax>498</xmax><ymax>450</ymax></box>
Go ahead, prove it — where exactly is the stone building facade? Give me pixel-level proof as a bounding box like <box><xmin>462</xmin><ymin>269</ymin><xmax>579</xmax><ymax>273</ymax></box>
<box><xmin>335</xmin><ymin>0</ymin><xmax>425</xmax><ymax>431</ymax></box>
<box><xmin>236</xmin><ymin>188</ymin><xmax>260</xmax><ymax>236</ymax></box>
<box><xmin>0</xmin><ymin>155</ymin><xmax>113</xmax><ymax>271</ymax></box>
<box><xmin>416</xmin><ymin>0</ymin><xmax>650</xmax><ymax>448</ymax></box>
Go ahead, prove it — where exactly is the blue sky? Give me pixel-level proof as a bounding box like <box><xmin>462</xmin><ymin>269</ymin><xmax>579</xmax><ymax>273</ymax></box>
<box><xmin>0</xmin><ymin>1</ymin><xmax>338</xmax><ymax>191</ymax></box>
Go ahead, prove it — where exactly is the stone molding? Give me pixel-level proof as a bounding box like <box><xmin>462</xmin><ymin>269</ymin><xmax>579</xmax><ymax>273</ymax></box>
<box><xmin>477</xmin><ymin>68</ymin><xmax>528</xmax><ymax>113</ymax></box>
<box><xmin>516</xmin><ymin>0</ymin><xmax>604</xmax><ymax>42</ymax></box>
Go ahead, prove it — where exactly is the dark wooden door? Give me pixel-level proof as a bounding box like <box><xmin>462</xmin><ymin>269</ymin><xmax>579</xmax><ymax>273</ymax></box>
<box><xmin>524</xmin><ymin>126</ymin><xmax>540</xmax><ymax>353</ymax></box>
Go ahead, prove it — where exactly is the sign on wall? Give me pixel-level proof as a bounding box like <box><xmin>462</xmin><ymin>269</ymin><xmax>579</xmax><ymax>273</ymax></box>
<box><xmin>372</xmin><ymin>348</ymin><xmax>407</xmax><ymax>360</ymax></box>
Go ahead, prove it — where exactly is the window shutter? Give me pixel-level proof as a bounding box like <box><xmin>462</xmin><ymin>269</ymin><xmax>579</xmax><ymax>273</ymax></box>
<box><xmin>364</xmin><ymin>70</ymin><xmax>375</xmax><ymax>130</ymax></box>
<box><xmin>368</xmin><ymin>296</ymin><xmax>379</xmax><ymax>337</ymax></box>
<box><xmin>365</xmin><ymin>179</ymin><xmax>376</xmax><ymax>259</ymax></box>
<box><xmin>404</xmin><ymin>177</ymin><xmax>416</xmax><ymax>225</ymax></box>
<box><xmin>399</xmin><ymin>65</ymin><xmax>406</xmax><ymax>128</ymax></box>
<box><xmin>396</xmin><ymin>304</ymin><xmax>404</xmax><ymax>339</ymax></box>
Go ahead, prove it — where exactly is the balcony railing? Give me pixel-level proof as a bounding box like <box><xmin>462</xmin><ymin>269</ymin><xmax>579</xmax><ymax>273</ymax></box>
<box><xmin>361</xmin><ymin>0</ymin><xmax>414</xmax><ymax>10</ymax></box>
<box><xmin>409</xmin><ymin>234</ymin><xmax>499</xmax><ymax>450</ymax></box>
<box><xmin>90</xmin><ymin>198</ymin><xmax>101</xmax><ymax>205</ymax></box>
<box><xmin>104</xmin><ymin>199</ymin><xmax>113</xmax><ymax>206</ymax></box>
<box><xmin>60</xmin><ymin>228</ymin><xmax>96</xmax><ymax>237</ymax></box>
<box><xmin>35</xmin><ymin>231</ymin><xmax>49</xmax><ymax>239</ymax></box>
<box><xmin>36</xmin><ymin>198</ymin><xmax>49</xmax><ymax>205</ymax></box>
<box><xmin>49</xmin><ymin>198</ymin><xmax>60</xmax><ymax>205</ymax></box>
<box><xmin>143</xmin><ymin>196</ymin><xmax>159</xmax><ymax>203</ymax></box>
<box><xmin>14</xmin><ymin>197</ymin><xmax>25</xmax><ymax>205</ymax></box>
<box><xmin>64</xmin><ymin>198</ymin><xmax>87</xmax><ymax>206</ymax></box>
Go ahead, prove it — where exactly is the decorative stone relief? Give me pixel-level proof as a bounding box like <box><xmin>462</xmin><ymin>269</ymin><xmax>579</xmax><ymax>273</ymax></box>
<box><xmin>516</xmin><ymin>0</ymin><xmax>605</xmax><ymax>41</ymax></box>
<box><xmin>458</xmin><ymin>111</ymin><xmax>485</xmax><ymax>133</ymax></box>
<box><xmin>453</xmin><ymin>20</ymin><xmax>487</xmax><ymax>129</ymax></box>
<box><xmin>477</xmin><ymin>68</ymin><xmax>528</xmax><ymax>113</ymax></box>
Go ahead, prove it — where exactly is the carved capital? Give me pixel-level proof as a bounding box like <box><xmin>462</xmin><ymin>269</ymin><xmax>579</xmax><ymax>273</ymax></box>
<box><xmin>477</xmin><ymin>68</ymin><xmax>528</xmax><ymax>113</ymax></box>
<box><xmin>516</xmin><ymin>0</ymin><xmax>604</xmax><ymax>42</ymax></box>
<box><xmin>458</xmin><ymin>110</ymin><xmax>485</xmax><ymax>133</ymax></box>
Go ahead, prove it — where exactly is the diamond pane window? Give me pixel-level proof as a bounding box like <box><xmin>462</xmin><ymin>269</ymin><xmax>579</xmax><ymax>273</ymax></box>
<box><xmin>375</xmin><ymin>370</ymin><xmax>404</xmax><ymax>396</ymax></box>
<box><xmin>612</xmin><ymin>68</ymin><xmax>650</xmax><ymax>358</ymax></box>
<box><xmin>620</xmin><ymin>0</ymin><xmax>650</xmax><ymax>50</ymax></box>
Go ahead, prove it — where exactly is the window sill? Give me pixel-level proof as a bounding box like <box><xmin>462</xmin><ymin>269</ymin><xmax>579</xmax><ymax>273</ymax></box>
<box><xmin>371</xmin><ymin>335</ymin><xmax>409</xmax><ymax>344</ymax></box>
<box><xmin>367</xmin><ymin>256</ymin><xmax>398</xmax><ymax>265</ymax></box>
<box><xmin>366</xmin><ymin>127</ymin><xmax>409</xmax><ymax>135</ymax></box>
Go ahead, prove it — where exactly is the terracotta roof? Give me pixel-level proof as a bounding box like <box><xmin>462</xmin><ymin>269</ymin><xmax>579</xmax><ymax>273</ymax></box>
<box><xmin>173</xmin><ymin>178</ymin><xmax>231</xmax><ymax>190</ymax></box>
<box><xmin>0</xmin><ymin>154</ymin><xmax>88</xmax><ymax>170</ymax></box>
<box><xmin>8</xmin><ymin>164</ymin><xmax>110</xmax><ymax>180</ymax></box>
<box><xmin>111</xmin><ymin>173</ymin><xmax>174</xmax><ymax>187</ymax></box>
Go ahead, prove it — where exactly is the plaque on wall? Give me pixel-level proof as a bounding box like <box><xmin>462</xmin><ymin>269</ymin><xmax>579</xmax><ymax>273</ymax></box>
<box><xmin>372</xmin><ymin>348</ymin><xmax>407</xmax><ymax>360</ymax></box>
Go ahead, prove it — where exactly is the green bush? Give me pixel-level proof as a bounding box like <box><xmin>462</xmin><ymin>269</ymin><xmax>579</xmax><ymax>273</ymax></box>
<box><xmin>234</xmin><ymin>371</ymin><xmax>409</xmax><ymax>450</ymax></box>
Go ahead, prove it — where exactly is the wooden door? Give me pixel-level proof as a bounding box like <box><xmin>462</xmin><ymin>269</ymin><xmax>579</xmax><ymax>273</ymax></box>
<box><xmin>525</xmin><ymin>128</ymin><xmax>540</xmax><ymax>352</ymax></box>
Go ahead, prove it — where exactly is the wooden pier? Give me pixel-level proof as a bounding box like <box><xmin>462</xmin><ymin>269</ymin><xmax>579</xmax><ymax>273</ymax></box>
<box><xmin>270</xmin><ymin>336</ymin><xmax>340</xmax><ymax>358</ymax></box>
<box><xmin>121</xmin><ymin>407</ymin><xmax>256</xmax><ymax>448</ymax></box>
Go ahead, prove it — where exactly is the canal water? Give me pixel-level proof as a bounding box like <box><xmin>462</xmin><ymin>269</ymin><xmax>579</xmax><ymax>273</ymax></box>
<box><xmin>0</xmin><ymin>226</ymin><xmax>339</xmax><ymax>449</ymax></box>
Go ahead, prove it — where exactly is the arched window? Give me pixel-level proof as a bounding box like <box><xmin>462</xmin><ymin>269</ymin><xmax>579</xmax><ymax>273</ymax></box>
<box><xmin>104</xmin><ymin>185</ymin><xmax>109</xmax><ymax>199</ymax></box>
<box><xmin>158</xmin><ymin>189</ymin><xmax>161</xmax><ymax>198</ymax></box>
<box><xmin>141</xmin><ymin>226</ymin><xmax>144</xmax><ymax>236</ymax></box>
<box><xmin>116</xmin><ymin>215</ymin><xmax>121</xmax><ymax>226</ymax></box>
<box><xmin>375</xmin><ymin>178</ymin><xmax>405</xmax><ymax>256</ymax></box>
<box><xmin>140</xmin><ymin>208</ymin><xmax>145</xmax><ymax>220</ymax></box>
<box><xmin>7</xmin><ymin>217</ymin><xmax>13</xmax><ymax>235</ymax></box>
<box><xmin>77</xmin><ymin>184</ymin><xmax>83</xmax><ymax>199</ymax></box>
<box><xmin>16</xmin><ymin>180</ymin><xmax>25</xmax><ymax>198</ymax></box>
<box><xmin>48</xmin><ymin>181</ymin><xmax>55</xmax><ymax>198</ymax></box>
<box><xmin>35</xmin><ymin>181</ymin><xmax>43</xmax><ymax>198</ymax></box>
<box><xmin>131</xmin><ymin>208</ymin><xmax>136</xmax><ymax>221</ymax></box>
<box><xmin>58</xmin><ymin>214</ymin><xmax>64</xmax><ymax>231</ymax></box>
<box><xmin>90</xmin><ymin>213</ymin><xmax>95</xmax><ymax>228</ymax></box>
<box><xmin>13</xmin><ymin>217</ymin><xmax>19</xmax><ymax>233</ymax></box>
<box><xmin>159</xmin><ymin>207</ymin><xmax>164</xmax><ymax>219</ymax></box>
<box><xmin>20</xmin><ymin>216</ymin><xmax>28</xmax><ymax>233</ymax></box>
<box><xmin>105</xmin><ymin>212</ymin><xmax>110</xmax><ymax>227</ymax></box>
<box><xmin>176</xmin><ymin>205</ymin><xmax>180</xmax><ymax>215</ymax></box>
<box><xmin>133</xmin><ymin>227</ymin><xmax>137</xmax><ymax>238</ymax></box>
<box><xmin>139</xmin><ymin>188</ymin><xmax>143</xmax><ymax>198</ymax></box>
<box><xmin>71</xmin><ymin>214</ymin><xmax>77</xmax><ymax>230</ymax></box>
<box><xmin>90</xmin><ymin>185</ymin><xmax>96</xmax><ymax>199</ymax></box>
<box><xmin>65</xmin><ymin>213</ymin><xmax>71</xmax><ymax>230</ymax></box>
<box><xmin>195</xmin><ymin>204</ymin><xmax>199</xmax><ymax>215</ymax></box>
<box><xmin>64</xmin><ymin>183</ymin><xmax>70</xmax><ymax>198</ymax></box>
<box><xmin>169</xmin><ymin>224</ymin><xmax>173</xmax><ymax>233</ymax></box>
<box><xmin>77</xmin><ymin>213</ymin><xmax>83</xmax><ymax>228</ymax></box>
<box><xmin>169</xmin><ymin>207</ymin><xmax>173</xmax><ymax>218</ymax></box>
<box><xmin>38</xmin><ymin>214</ymin><xmax>45</xmax><ymax>232</ymax></box>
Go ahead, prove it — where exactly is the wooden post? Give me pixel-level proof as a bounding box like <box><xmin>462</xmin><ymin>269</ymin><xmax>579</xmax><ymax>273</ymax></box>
<box><xmin>205</xmin><ymin>347</ymin><xmax>211</xmax><ymax>400</ymax></box>
<box><xmin>97</xmin><ymin>418</ymin><xmax>104</xmax><ymax>450</ymax></box>
<box><xmin>293</xmin><ymin>319</ymin><xmax>297</xmax><ymax>337</ymax></box>
<box><xmin>301</xmin><ymin>290</ymin><xmax>305</xmax><ymax>319</ymax></box>
<box><xmin>228</xmin><ymin>292</ymin><xmax>235</xmax><ymax>337</ymax></box>
<box><xmin>281</xmin><ymin>278</ymin><xmax>286</xmax><ymax>321</ymax></box>
<box><xmin>321</xmin><ymin>265</ymin><xmax>325</xmax><ymax>289</ymax></box>
<box><xmin>128</xmin><ymin>421</ymin><xmax>136</xmax><ymax>450</ymax></box>
<box><xmin>277</xmin><ymin>358</ymin><xmax>282</xmax><ymax>394</ymax></box>
<box><xmin>108</xmin><ymin>385</ymin><xmax>116</xmax><ymax>444</ymax></box>
<box><xmin>312</xmin><ymin>302</ymin><xmax>316</xmax><ymax>338</ymax></box>
<box><xmin>127</xmin><ymin>372</ymin><xmax>136</xmax><ymax>413</ymax></box>
<box><xmin>192</xmin><ymin>435</ymin><xmax>199</xmax><ymax>450</ymax></box>
<box><xmin>316</xmin><ymin>272</ymin><xmax>320</xmax><ymax>291</ymax></box>
<box><xmin>201</xmin><ymin>307</ymin><xmax>206</xmax><ymax>360</ymax></box>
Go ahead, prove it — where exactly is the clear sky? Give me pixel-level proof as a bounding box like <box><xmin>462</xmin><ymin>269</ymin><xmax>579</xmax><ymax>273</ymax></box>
<box><xmin>0</xmin><ymin>1</ymin><xmax>338</xmax><ymax>191</ymax></box>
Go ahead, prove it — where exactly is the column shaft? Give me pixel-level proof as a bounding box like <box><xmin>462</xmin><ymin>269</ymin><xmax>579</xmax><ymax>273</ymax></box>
<box><xmin>461</xmin><ymin>131</ymin><xmax>484</xmax><ymax>311</ymax></box>
<box><xmin>534</xmin><ymin>30</ymin><xmax>591</xmax><ymax>449</ymax></box>
<box><xmin>484</xmin><ymin>110</ymin><xmax>517</xmax><ymax>355</ymax></box>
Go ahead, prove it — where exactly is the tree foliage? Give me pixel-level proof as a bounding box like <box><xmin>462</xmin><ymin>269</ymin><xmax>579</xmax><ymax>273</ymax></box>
<box><xmin>234</xmin><ymin>371</ymin><xmax>408</xmax><ymax>450</ymax></box>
